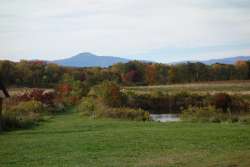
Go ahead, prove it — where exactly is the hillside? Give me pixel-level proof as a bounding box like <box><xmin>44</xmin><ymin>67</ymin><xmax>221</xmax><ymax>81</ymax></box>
<box><xmin>202</xmin><ymin>56</ymin><xmax>250</xmax><ymax>65</ymax></box>
<box><xmin>53</xmin><ymin>52</ymin><xmax>129</xmax><ymax>67</ymax></box>
<box><xmin>52</xmin><ymin>52</ymin><xmax>250</xmax><ymax>67</ymax></box>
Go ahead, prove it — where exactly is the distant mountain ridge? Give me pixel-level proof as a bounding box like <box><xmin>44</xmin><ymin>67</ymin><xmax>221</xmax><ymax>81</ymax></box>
<box><xmin>52</xmin><ymin>52</ymin><xmax>130</xmax><ymax>67</ymax></box>
<box><xmin>201</xmin><ymin>56</ymin><xmax>250</xmax><ymax>65</ymax></box>
<box><xmin>51</xmin><ymin>52</ymin><xmax>250</xmax><ymax>67</ymax></box>
<box><xmin>171</xmin><ymin>56</ymin><xmax>250</xmax><ymax>65</ymax></box>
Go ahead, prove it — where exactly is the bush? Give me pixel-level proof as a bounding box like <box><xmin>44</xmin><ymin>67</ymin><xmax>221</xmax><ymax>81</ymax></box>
<box><xmin>239</xmin><ymin>115</ymin><xmax>250</xmax><ymax>124</ymax></box>
<box><xmin>16</xmin><ymin>89</ymin><xmax>56</xmax><ymax>106</ymax></box>
<box><xmin>1</xmin><ymin>112</ymin><xmax>40</xmax><ymax>130</ymax></box>
<box><xmin>100</xmin><ymin>107</ymin><xmax>150</xmax><ymax>121</ymax></box>
<box><xmin>210</xmin><ymin>93</ymin><xmax>249</xmax><ymax>114</ymax></box>
<box><xmin>9</xmin><ymin>100</ymin><xmax>44</xmax><ymax>114</ymax></box>
<box><xmin>9</xmin><ymin>89</ymin><xmax>66</xmax><ymax>113</ymax></box>
<box><xmin>126</xmin><ymin>92</ymin><xmax>205</xmax><ymax>114</ymax></box>
<box><xmin>125</xmin><ymin>92</ymin><xmax>249</xmax><ymax>114</ymax></box>
<box><xmin>180</xmin><ymin>106</ymin><xmax>244</xmax><ymax>123</ymax></box>
<box><xmin>77</xmin><ymin>97</ymin><xmax>149</xmax><ymax>121</ymax></box>
<box><xmin>77</xmin><ymin>97</ymin><xmax>96</xmax><ymax>117</ymax></box>
<box><xmin>1</xmin><ymin>100</ymin><xmax>44</xmax><ymax>131</ymax></box>
<box><xmin>212</xmin><ymin>93</ymin><xmax>232</xmax><ymax>112</ymax></box>
<box><xmin>57</xmin><ymin>76</ymin><xmax>90</xmax><ymax>106</ymax></box>
<box><xmin>89</xmin><ymin>81</ymin><xmax>127</xmax><ymax>107</ymax></box>
<box><xmin>230</xmin><ymin>96</ymin><xmax>249</xmax><ymax>113</ymax></box>
<box><xmin>181</xmin><ymin>106</ymin><xmax>218</xmax><ymax>122</ymax></box>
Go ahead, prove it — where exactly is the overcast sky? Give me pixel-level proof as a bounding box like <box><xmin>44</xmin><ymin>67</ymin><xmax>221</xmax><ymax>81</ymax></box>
<box><xmin>0</xmin><ymin>0</ymin><xmax>250</xmax><ymax>63</ymax></box>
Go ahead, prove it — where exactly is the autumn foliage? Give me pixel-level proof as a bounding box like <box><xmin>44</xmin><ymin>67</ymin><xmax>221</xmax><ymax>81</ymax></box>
<box><xmin>91</xmin><ymin>81</ymin><xmax>126</xmax><ymax>107</ymax></box>
<box><xmin>15</xmin><ymin>89</ymin><xmax>56</xmax><ymax>106</ymax></box>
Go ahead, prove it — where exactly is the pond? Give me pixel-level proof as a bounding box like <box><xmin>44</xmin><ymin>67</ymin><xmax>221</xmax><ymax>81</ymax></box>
<box><xmin>150</xmin><ymin>114</ymin><xmax>180</xmax><ymax>122</ymax></box>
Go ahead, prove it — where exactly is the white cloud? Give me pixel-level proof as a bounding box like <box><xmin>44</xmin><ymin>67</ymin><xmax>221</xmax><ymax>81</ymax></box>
<box><xmin>0</xmin><ymin>0</ymin><xmax>250</xmax><ymax>62</ymax></box>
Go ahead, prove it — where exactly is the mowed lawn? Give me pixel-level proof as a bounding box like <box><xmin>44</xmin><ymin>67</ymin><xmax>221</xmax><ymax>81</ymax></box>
<box><xmin>1</xmin><ymin>112</ymin><xmax>250</xmax><ymax>167</ymax></box>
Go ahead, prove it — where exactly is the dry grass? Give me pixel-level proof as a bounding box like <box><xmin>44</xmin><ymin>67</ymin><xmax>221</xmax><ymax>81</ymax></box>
<box><xmin>8</xmin><ymin>87</ymin><xmax>53</xmax><ymax>96</ymax></box>
<box><xmin>124</xmin><ymin>80</ymin><xmax>250</xmax><ymax>95</ymax></box>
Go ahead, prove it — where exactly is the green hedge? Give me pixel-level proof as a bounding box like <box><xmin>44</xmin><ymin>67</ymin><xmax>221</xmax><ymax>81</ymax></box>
<box><xmin>181</xmin><ymin>105</ymin><xmax>250</xmax><ymax>123</ymax></box>
<box><xmin>125</xmin><ymin>92</ymin><xmax>249</xmax><ymax>114</ymax></box>
<box><xmin>77</xmin><ymin>97</ymin><xmax>149</xmax><ymax>121</ymax></box>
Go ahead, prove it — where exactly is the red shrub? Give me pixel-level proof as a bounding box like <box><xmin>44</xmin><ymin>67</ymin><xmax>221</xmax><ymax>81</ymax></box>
<box><xmin>57</xmin><ymin>83</ymin><xmax>72</xmax><ymax>96</ymax></box>
<box><xmin>212</xmin><ymin>93</ymin><xmax>232</xmax><ymax>112</ymax></box>
<box><xmin>16</xmin><ymin>89</ymin><xmax>56</xmax><ymax>106</ymax></box>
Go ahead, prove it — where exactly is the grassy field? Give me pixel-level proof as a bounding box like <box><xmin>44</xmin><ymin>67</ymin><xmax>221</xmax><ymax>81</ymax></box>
<box><xmin>124</xmin><ymin>80</ymin><xmax>250</xmax><ymax>95</ymax></box>
<box><xmin>1</xmin><ymin>110</ymin><xmax>250</xmax><ymax>167</ymax></box>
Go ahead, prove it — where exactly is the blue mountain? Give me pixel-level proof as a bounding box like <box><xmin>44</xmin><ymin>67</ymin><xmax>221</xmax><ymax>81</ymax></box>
<box><xmin>172</xmin><ymin>56</ymin><xmax>250</xmax><ymax>65</ymax></box>
<box><xmin>52</xmin><ymin>52</ymin><xmax>250</xmax><ymax>67</ymax></box>
<box><xmin>52</xmin><ymin>52</ymin><xmax>130</xmax><ymax>67</ymax></box>
<box><xmin>202</xmin><ymin>56</ymin><xmax>250</xmax><ymax>65</ymax></box>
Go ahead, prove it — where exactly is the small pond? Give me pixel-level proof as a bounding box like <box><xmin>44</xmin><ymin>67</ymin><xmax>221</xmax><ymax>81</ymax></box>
<box><xmin>150</xmin><ymin>114</ymin><xmax>180</xmax><ymax>122</ymax></box>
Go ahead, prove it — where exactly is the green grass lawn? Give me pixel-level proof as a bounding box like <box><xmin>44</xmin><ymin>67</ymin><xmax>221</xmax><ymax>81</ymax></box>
<box><xmin>1</xmin><ymin>111</ymin><xmax>250</xmax><ymax>167</ymax></box>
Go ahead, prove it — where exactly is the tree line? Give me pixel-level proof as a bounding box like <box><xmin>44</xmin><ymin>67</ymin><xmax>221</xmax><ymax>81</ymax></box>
<box><xmin>0</xmin><ymin>59</ymin><xmax>250</xmax><ymax>87</ymax></box>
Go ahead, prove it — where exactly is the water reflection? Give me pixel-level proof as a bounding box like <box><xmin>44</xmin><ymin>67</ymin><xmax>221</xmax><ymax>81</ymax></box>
<box><xmin>150</xmin><ymin>114</ymin><xmax>180</xmax><ymax>122</ymax></box>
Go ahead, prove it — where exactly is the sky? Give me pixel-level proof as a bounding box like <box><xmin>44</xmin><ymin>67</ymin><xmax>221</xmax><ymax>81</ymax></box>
<box><xmin>0</xmin><ymin>0</ymin><xmax>250</xmax><ymax>63</ymax></box>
